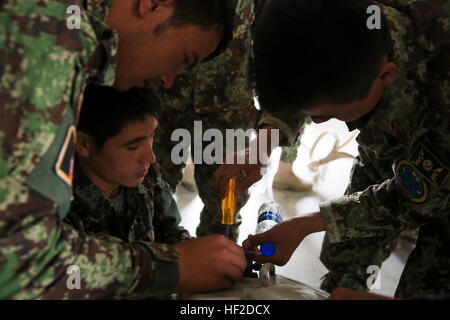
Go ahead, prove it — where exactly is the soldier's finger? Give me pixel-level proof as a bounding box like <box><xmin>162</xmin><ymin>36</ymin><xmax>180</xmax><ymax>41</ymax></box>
<box><xmin>235</xmin><ymin>168</ymin><xmax>263</xmax><ymax>195</ymax></box>
<box><xmin>214</xmin><ymin>164</ymin><xmax>243</xmax><ymax>197</ymax></box>
<box><xmin>213</xmin><ymin>165</ymin><xmax>230</xmax><ymax>197</ymax></box>
<box><xmin>250</xmin><ymin>252</ymin><xmax>275</xmax><ymax>264</ymax></box>
<box><xmin>226</xmin><ymin>241</ymin><xmax>246</xmax><ymax>260</ymax></box>
<box><xmin>223</xmin><ymin>262</ymin><xmax>246</xmax><ymax>284</ymax></box>
<box><xmin>242</xmin><ymin>234</ymin><xmax>264</xmax><ymax>250</ymax></box>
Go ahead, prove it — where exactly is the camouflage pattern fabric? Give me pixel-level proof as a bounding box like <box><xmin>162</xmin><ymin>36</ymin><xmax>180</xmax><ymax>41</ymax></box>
<box><xmin>65</xmin><ymin>160</ymin><xmax>191</xmax><ymax>245</ymax></box>
<box><xmin>0</xmin><ymin>0</ymin><xmax>179</xmax><ymax>299</ymax></box>
<box><xmin>317</xmin><ymin>0</ymin><xmax>450</xmax><ymax>298</ymax></box>
<box><xmin>155</xmin><ymin>0</ymin><xmax>264</xmax><ymax>241</ymax></box>
<box><xmin>280</xmin><ymin>143</ymin><xmax>300</xmax><ymax>163</ymax></box>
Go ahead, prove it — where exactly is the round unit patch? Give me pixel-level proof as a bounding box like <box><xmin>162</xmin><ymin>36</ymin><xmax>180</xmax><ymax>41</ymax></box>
<box><xmin>395</xmin><ymin>160</ymin><xmax>428</xmax><ymax>203</ymax></box>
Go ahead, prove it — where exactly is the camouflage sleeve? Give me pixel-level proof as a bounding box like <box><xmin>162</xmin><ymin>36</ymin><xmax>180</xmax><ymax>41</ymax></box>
<box><xmin>0</xmin><ymin>1</ymin><xmax>179</xmax><ymax>299</ymax></box>
<box><xmin>318</xmin><ymin>156</ymin><xmax>401</xmax><ymax>293</ymax></box>
<box><xmin>319</xmin><ymin>133</ymin><xmax>450</xmax><ymax>293</ymax></box>
<box><xmin>321</xmin><ymin>174</ymin><xmax>432</xmax><ymax>244</ymax></box>
<box><xmin>153</xmin><ymin>178</ymin><xmax>192</xmax><ymax>245</ymax></box>
<box><xmin>1</xmin><ymin>185</ymin><xmax>180</xmax><ymax>299</ymax></box>
<box><xmin>319</xmin><ymin>138</ymin><xmax>449</xmax><ymax>246</ymax></box>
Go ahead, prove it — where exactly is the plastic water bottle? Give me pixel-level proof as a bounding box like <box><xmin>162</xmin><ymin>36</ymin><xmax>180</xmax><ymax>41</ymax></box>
<box><xmin>255</xmin><ymin>202</ymin><xmax>282</xmax><ymax>257</ymax></box>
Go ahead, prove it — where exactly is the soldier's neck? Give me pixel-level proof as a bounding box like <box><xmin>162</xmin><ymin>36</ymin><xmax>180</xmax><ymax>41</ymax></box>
<box><xmin>77</xmin><ymin>156</ymin><xmax>121</xmax><ymax>199</ymax></box>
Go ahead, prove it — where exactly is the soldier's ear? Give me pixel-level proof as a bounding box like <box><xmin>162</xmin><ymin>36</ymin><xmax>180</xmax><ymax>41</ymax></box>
<box><xmin>376</xmin><ymin>55</ymin><xmax>398</xmax><ymax>87</ymax></box>
<box><xmin>137</xmin><ymin>0</ymin><xmax>174</xmax><ymax>19</ymax></box>
<box><xmin>75</xmin><ymin>131</ymin><xmax>93</xmax><ymax>158</ymax></box>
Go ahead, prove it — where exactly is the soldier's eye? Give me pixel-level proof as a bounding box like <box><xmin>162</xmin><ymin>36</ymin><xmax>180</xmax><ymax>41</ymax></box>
<box><xmin>127</xmin><ymin>145</ymin><xmax>138</xmax><ymax>151</ymax></box>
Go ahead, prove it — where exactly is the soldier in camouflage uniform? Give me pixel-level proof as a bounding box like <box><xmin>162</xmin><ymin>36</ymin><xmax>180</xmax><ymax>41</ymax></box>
<box><xmin>240</xmin><ymin>0</ymin><xmax>450</xmax><ymax>299</ymax></box>
<box><xmin>64</xmin><ymin>85</ymin><xmax>191</xmax><ymax>249</ymax></box>
<box><xmin>0</xmin><ymin>0</ymin><xmax>246</xmax><ymax>299</ymax></box>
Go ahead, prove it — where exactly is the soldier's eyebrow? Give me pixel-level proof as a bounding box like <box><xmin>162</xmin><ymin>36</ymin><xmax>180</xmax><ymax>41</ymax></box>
<box><xmin>121</xmin><ymin>129</ymin><xmax>157</xmax><ymax>147</ymax></box>
<box><xmin>122</xmin><ymin>136</ymin><xmax>146</xmax><ymax>147</ymax></box>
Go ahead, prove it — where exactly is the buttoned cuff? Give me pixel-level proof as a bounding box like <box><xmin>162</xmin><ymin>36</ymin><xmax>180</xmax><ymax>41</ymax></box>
<box><xmin>134</xmin><ymin>242</ymin><xmax>180</xmax><ymax>294</ymax></box>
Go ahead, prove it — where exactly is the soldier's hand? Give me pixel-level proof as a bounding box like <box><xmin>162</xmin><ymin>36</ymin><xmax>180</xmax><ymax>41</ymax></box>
<box><xmin>213</xmin><ymin>147</ymin><xmax>266</xmax><ymax>198</ymax></box>
<box><xmin>213</xmin><ymin>125</ymin><xmax>280</xmax><ymax>198</ymax></box>
<box><xmin>243</xmin><ymin>213</ymin><xmax>325</xmax><ymax>266</ymax></box>
<box><xmin>173</xmin><ymin>234</ymin><xmax>247</xmax><ymax>293</ymax></box>
<box><xmin>243</xmin><ymin>219</ymin><xmax>304</xmax><ymax>266</ymax></box>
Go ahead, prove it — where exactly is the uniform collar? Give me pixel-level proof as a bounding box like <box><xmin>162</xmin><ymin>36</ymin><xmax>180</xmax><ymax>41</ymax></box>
<box><xmin>72</xmin><ymin>159</ymin><xmax>112</xmax><ymax>213</ymax></box>
<box><xmin>85</xmin><ymin>0</ymin><xmax>115</xmax><ymax>23</ymax></box>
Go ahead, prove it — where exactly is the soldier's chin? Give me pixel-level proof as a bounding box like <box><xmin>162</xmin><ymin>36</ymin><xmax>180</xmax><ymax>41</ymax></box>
<box><xmin>122</xmin><ymin>178</ymin><xmax>143</xmax><ymax>188</ymax></box>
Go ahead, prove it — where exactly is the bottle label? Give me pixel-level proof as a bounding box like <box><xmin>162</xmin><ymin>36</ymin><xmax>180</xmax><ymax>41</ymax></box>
<box><xmin>257</xmin><ymin>211</ymin><xmax>282</xmax><ymax>224</ymax></box>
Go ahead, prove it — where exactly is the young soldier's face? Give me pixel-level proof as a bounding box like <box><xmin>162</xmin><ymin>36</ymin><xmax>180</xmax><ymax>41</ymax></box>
<box><xmin>87</xmin><ymin>115</ymin><xmax>158</xmax><ymax>193</ymax></box>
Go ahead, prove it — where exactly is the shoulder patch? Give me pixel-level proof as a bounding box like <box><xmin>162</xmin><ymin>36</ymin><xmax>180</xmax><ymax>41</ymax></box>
<box><xmin>395</xmin><ymin>160</ymin><xmax>428</xmax><ymax>204</ymax></box>
<box><xmin>409</xmin><ymin>144</ymin><xmax>449</xmax><ymax>188</ymax></box>
<box><xmin>55</xmin><ymin>126</ymin><xmax>76</xmax><ymax>186</ymax></box>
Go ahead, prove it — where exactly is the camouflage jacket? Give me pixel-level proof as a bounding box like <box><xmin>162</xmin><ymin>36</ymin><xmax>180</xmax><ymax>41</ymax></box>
<box><xmin>319</xmin><ymin>0</ymin><xmax>449</xmax><ymax>244</ymax></box>
<box><xmin>0</xmin><ymin>0</ymin><xmax>179</xmax><ymax>299</ymax></box>
<box><xmin>65</xmin><ymin>161</ymin><xmax>191</xmax><ymax>245</ymax></box>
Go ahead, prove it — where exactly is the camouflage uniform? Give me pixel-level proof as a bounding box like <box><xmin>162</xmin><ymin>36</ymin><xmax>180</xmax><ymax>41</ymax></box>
<box><xmin>155</xmin><ymin>0</ymin><xmax>267</xmax><ymax>241</ymax></box>
<box><xmin>0</xmin><ymin>0</ymin><xmax>180</xmax><ymax>299</ymax></box>
<box><xmin>314</xmin><ymin>0</ymin><xmax>450</xmax><ymax>299</ymax></box>
<box><xmin>65</xmin><ymin>160</ymin><xmax>191</xmax><ymax>245</ymax></box>
<box><xmin>280</xmin><ymin>143</ymin><xmax>301</xmax><ymax>163</ymax></box>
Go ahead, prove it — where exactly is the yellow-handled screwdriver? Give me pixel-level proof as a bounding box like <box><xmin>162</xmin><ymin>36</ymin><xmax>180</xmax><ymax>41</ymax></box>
<box><xmin>221</xmin><ymin>176</ymin><xmax>236</xmax><ymax>239</ymax></box>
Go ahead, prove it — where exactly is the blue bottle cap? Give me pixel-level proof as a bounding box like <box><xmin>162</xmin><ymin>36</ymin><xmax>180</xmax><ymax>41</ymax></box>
<box><xmin>260</xmin><ymin>242</ymin><xmax>276</xmax><ymax>257</ymax></box>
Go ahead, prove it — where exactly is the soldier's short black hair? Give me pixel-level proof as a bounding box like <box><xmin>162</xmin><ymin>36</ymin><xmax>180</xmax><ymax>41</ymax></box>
<box><xmin>169</xmin><ymin>0</ymin><xmax>236</xmax><ymax>62</ymax></box>
<box><xmin>77</xmin><ymin>85</ymin><xmax>161</xmax><ymax>151</ymax></box>
<box><xmin>251</xmin><ymin>0</ymin><xmax>393</xmax><ymax>115</ymax></box>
